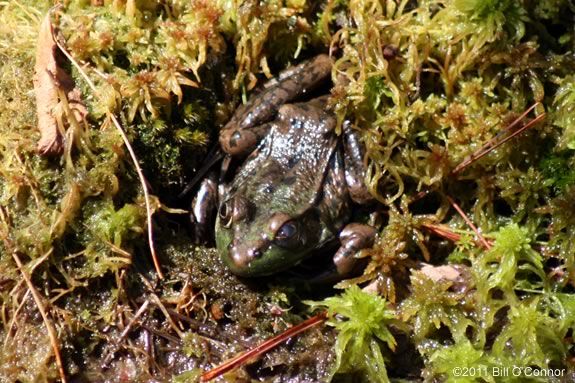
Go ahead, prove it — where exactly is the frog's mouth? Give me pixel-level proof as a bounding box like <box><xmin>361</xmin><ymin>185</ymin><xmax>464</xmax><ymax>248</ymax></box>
<box><xmin>221</xmin><ymin>242</ymin><xmax>313</xmax><ymax>277</ymax></box>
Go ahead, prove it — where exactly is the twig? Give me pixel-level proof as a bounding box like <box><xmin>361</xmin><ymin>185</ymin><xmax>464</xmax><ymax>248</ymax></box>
<box><xmin>422</xmin><ymin>223</ymin><xmax>462</xmax><ymax>243</ymax></box>
<box><xmin>12</xmin><ymin>252</ymin><xmax>67</xmax><ymax>383</ymax></box>
<box><xmin>53</xmin><ymin>21</ymin><xmax>163</xmax><ymax>279</ymax></box>
<box><xmin>119</xmin><ymin>299</ymin><xmax>150</xmax><ymax>343</ymax></box>
<box><xmin>103</xmin><ymin>299</ymin><xmax>150</xmax><ymax>365</ymax></box>
<box><xmin>201</xmin><ymin>312</ymin><xmax>328</xmax><ymax>382</ymax></box>
<box><xmin>452</xmin><ymin>103</ymin><xmax>545</xmax><ymax>175</ymax></box>
<box><xmin>447</xmin><ymin>196</ymin><xmax>491</xmax><ymax>250</ymax></box>
<box><xmin>150</xmin><ymin>293</ymin><xmax>185</xmax><ymax>339</ymax></box>
<box><xmin>139</xmin><ymin>322</ymin><xmax>182</xmax><ymax>344</ymax></box>
<box><xmin>3</xmin><ymin>289</ymin><xmax>30</xmax><ymax>350</ymax></box>
<box><xmin>5</xmin><ymin>248</ymin><xmax>53</xmax><ymax>347</ymax></box>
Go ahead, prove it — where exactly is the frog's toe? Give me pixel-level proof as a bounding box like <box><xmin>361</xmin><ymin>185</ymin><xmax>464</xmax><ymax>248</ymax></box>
<box><xmin>333</xmin><ymin>223</ymin><xmax>377</xmax><ymax>276</ymax></box>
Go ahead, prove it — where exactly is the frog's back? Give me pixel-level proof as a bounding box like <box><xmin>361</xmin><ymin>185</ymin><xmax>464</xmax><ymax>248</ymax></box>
<box><xmin>231</xmin><ymin>98</ymin><xmax>337</xmax><ymax>211</ymax></box>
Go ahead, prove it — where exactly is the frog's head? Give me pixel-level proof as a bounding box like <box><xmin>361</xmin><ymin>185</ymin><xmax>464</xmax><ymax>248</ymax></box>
<box><xmin>215</xmin><ymin>194</ymin><xmax>322</xmax><ymax>277</ymax></box>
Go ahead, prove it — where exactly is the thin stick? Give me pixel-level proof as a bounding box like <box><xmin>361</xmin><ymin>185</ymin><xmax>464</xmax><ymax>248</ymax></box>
<box><xmin>150</xmin><ymin>293</ymin><xmax>185</xmax><ymax>339</ymax></box>
<box><xmin>102</xmin><ymin>299</ymin><xmax>151</xmax><ymax>365</ymax></box>
<box><xmin>422</xmin><ymin>223</ymin><xmax>462</xmax><ymax>243</ymax></box>
<box><xmin>119</xmin><ymin>299</ymin><xmax>150</xmax><ymax>343</ymax></box>
<box><xmin>107</xmin><ymin>114</ymin><xmax>163</xmax><ymax>278</ymax></box>
<box><xmin>5</xmin><ymin>248</ymin><xmax>52</xmax><ymax>348</ymax></box>
<box><xmin>53</xmin><ymin>23</ymin><xmax>163</xmax><ymax>279</ymax></box>
<box><xmin>447</xmin><ymin>196</ymin><xmax>491</xmax><ymax>250</ymax></box>
<box><xmin>452</xmin><ymin>103</ymin><xmax>545</xmax><ymax>175</ymax></box>
<box><xmin>12</xmin><ymin>252</ymin><xmax>67</xmax><ymax>383</ymax></box>
<box><xmin>475</xmin><ymin>114</ymin><xmax>545</xmax><ymax>158</ymax></box>
<box><xmin>201</xmin><ymin>312</ymin><xmax>328</xmax><ymax>382</ymax></box>
<box><xmin>3</xmin><ymin>290</ymin><xmax>30</xmax><ymax>350</ymax></box>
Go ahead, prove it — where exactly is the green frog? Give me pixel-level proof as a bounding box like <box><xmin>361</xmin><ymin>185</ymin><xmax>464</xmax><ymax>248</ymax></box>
<box><xmin>193</xmin><ymin>54</ymin><xmax>376</xmax><ymax>277</ymax></box>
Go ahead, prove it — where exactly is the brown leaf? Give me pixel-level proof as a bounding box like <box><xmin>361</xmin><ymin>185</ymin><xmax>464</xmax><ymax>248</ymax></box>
<box><xmin>33</xmin><ymin>12</ymin><xmax>86</xmax><ymax>156</ymax></box>
<box><xmin>419</xmin><ymin>264</ymin><xmax>462</xmax><ymax>282</ymax></box>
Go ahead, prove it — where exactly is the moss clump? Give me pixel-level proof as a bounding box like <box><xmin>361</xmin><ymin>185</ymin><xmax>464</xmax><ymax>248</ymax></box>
<box><xmin>319</xmin><ymin>0</ymin><xmax>575</xmax><ymax>379</ymax></box>
<box><xmin>2</xmin><ymin>0</ymin><xmax>575</xmax><ymax>382</ymax></box>
<box><xmin>308</xmin><ymin>286</ymin><xmax>402</xmax><ymax>383</ymax></box>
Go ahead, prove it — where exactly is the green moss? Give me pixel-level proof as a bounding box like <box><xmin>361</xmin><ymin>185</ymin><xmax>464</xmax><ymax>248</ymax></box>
<box><xmin>427</xmin><ymin>340</ymin><xmax>492</xmax><ymax>383</ymax></box>
<box><xmin>307</xmin><ymin>286</ymin><xmax>402</xmax><ymax>382</ymax></box>
<box><xmin>539</xmin><ymin>150</ymin><xmax>575</xmax><ymax>192</ymax></box>
<box><xmin>2</xmin><ymin>0</ymin><xmax>575</xmax><ymax>381</ymax></box>
<box><xmin>492</xmin><ymin>299</ymin><xmax>564</xmax><ymax>368</ymax></box>
<box><xmin>400</xmin><ymin>270</ymin><xmax>474</xmax><ymax>343</ymax></box>
<box><xmin>454</xmin><ymin>0</ymin><xmax>527</xmax><ymax>41</ymax></box>
<box><xmin>172</xmin><ymin>369</ymin><xmax>202</xmax><ymax>383</ymax></box>
<box><xmin>474</xmin><ymin>223</ymin><xmax>544</xmax><ymax>297</ymax></box>
<box><xmin>553</xmin><ymin>76</ymin><xmax>575</xmax><ymax>149</ymax></box>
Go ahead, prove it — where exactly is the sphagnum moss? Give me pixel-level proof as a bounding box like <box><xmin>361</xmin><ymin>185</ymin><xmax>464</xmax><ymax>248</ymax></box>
<box><xmin>1</xmin><ymin>0</ymin><xmax>575</xmax><ymax>382</ymax></box>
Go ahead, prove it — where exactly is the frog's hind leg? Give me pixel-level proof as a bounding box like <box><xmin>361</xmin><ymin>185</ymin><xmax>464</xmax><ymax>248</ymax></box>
<box><xmin>329</xmin><ymin>122</ymin><xmax>377</xmax><ymax>277</ymax></box>
<box><xmin>315</xmin><ymin>149</ymin><xmax>376</xmax><ymax>280</ymax></box>
<box><xmin>308</xmin><ymin>222</ymin><xmax>376</xmax><ymax>283</ymax></box>
<box><xmin>219</xmin><ymin>54</ymin><xmax>332</xmax><ymax>156</ymax></box>
<box><xmin>343</xmin><ymin>122</ymin><xmax>375</xmax><ymax>205</ymax></box>
<box><xmin>220</xmin><ymin>121</ymin><xmax>272</xmax><ymax>156</ymax></box>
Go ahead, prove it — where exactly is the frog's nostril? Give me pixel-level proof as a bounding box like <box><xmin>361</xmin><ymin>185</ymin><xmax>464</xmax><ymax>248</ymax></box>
<box><xmin>230</xmin><ymin>246</ymin><xmax>251</xmax><ymax>268</ymax></box>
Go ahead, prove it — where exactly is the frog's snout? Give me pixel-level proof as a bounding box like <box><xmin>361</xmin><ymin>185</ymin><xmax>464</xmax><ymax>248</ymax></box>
<box><xmin>229</xmin><ymin>243</ymin><xmax>262</xmax><ymax>269</ymax></box>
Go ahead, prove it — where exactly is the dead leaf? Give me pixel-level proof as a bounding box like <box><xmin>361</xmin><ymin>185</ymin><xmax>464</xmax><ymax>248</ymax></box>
<box><xmin>419</xmin><ymin>264</ymin><xmax>462</xmax><ymax>282</ymax></box>
<box><xmin>33</xmin><ymin>12</ymin><xmax>87</xmax><ymax>156</ymax></box>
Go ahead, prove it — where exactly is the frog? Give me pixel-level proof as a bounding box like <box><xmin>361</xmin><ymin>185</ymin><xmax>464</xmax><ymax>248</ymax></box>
<box><xmin>192</xmin><ymin>54</ymin><xmax>377</xmax><ymax>277</ymax></box>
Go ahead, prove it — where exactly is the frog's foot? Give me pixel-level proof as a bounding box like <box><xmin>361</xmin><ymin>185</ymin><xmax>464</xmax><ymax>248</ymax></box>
<box><xmin>190</xmin><ymin>172</ymin><xmax>219</xmax><ymax>244</ymax></box>
<box><xmin>333</xmin><ymin>223</ymin><xmax>377</xmax><ymax>276</ymax></box>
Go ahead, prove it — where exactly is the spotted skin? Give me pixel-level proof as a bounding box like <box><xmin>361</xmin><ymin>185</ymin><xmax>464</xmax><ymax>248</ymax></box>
<box><xmin>209</xmin><ymin>55</ymin><xmax>376</xmax><ymax>277</ymax></box>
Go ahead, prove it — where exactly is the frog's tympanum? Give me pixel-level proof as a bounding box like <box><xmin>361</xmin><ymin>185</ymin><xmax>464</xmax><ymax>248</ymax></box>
<box><xmin>193</xmin><ymin>54</ymin><xmax>376</xmax><ymax>277</ymax></box>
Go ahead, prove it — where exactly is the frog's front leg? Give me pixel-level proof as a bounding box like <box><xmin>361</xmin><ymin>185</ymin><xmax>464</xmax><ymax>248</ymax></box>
<box><xmin>219</xmin><ymin>54</ymin><xmax>332</xmax><ymax>156</ymax></box>
<box><xmin>331</xmin><ymin>123</ymin><xmax>377</xmax><ymax>275</ymax></box>
<box><xmin>333</xmin><ymin>223</ymin><xmax>377</xmax><ymax>275</ymax></box>
<box><xmin>343</xmin><ymin>122</ymin><xmax>375</xmax><ymax>205</ymax></box>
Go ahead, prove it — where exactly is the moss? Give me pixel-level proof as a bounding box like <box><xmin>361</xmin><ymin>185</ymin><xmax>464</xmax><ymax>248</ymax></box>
<box><xmin>426</xmin><ymin>340</ymin><xmax>492</xmax><ymax>383</ymax></box>
<box><xmin>307</xmin><ymin>286</ymin><xmax>402</xmax><ymax>382</ymax></box>
<box><xmin>553</xmin><ymin>76</ymin><xmax>575</xmax><ymax>149</ymax></box>
<box><xmin>2</xmin><ymin>0</ymin><xmax>575</xmax><ymax>382</ymax></box>
<box><xmin>474</xmin><ymin>223</ymin><xmax>544</xmax><ymax>296</ymax></box>
<box><xmin>491</xmin><ymin>299</ymin><xmax>564</xmax><ymax>368</ymax></box>
<box><xmin>0</xmin><ymin>321</ymin><xmax>59</xmax><ymax>382</ymax></box>
<box><xmin>400</xmin><ymin>269</ymin><xmax>474</xmax><ymax>343</ymax></box>
<box><xmin>539</xmin><ymin>150</ymin><xmax>575</xmax><ymax>193</ymax></box>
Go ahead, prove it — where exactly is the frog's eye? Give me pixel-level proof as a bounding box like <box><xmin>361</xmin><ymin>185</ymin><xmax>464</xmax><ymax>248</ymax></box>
<box><xmin>219</xmin><ymin>201</ymin><xmax>233</xmax><ymax>228</ymax></box>
<box><xmin>274</xmin><ymin>221</ymin><xmax>300</xmax><ymax>248</ymax></box>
